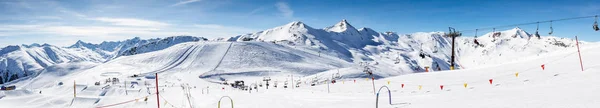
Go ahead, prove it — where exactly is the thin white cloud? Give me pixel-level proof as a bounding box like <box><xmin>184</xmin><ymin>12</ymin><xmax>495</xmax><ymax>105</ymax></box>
<box><xmin>37</xmin><ymin>16</ymin><xmax>63</xmax><ymax>20</ymax></box>
<box><xmin>171</xmin><ymin>0</ymin><xmax>201</xmax><ymax>7</ymax></box>
<box><xmin>275</xmin><ymin>2</ymin><xmax>294</xmax><ymax>18</ymax></box>
<box><xmin>194</xmin><ymin>24</ymin><xmax>225</xmax><ymax>29</ymax></box>
<box><xmin>0</xmin><ymin>24</ymin><xmax>163</xmax><ymax>37</ymax></box>
<box><xmin>247</xmin><ymin>6</ymin><xmax>269</xmax><ymax>16</ymax></box>
<box><xmin>192</xmin><ymin>24</ymin><xmax>256</xmax><ymax>36</ymax></box>
<box><xmin>0</xmin><ymin>22</ymin><xmax>255</xmax><ymax>39</ymax></box>
<box><xmin>59</xmin><ymin>9</ymin><xmax>87</xmax><ymax>18</ymax></box>
<box><xmin>92</xmin><ymin>17</ymin><xmax>170</xmax><ymax>27</ymax></box>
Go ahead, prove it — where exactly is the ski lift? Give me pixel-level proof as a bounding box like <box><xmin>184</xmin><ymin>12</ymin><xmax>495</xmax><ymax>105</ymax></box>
<box><xmin>535</xmin><ymin>22</ymin><xmax>541</xmax><ymax>39</ymax></box>
<box><xmin>594</xmin><ymin>15</ymin><xmax>599</xmax><ymax>31</ymax></box>
<box><xmin>473</xmin><ymin>29</ymin><xmax>479</xmax><ymax>38</ymax></box>
<box><xmin>311</xmin><ymin>78</ymin><xmax>318</xmax><ymax>86</ymax></box>
<box><xmin>446</xmin><ymin>27</ymin><xmax>461</xmax><ymax>38</ymax></box>
<box><xmin>474</xmin><ymin>29</ymin><xmax>480</xmax><ymax>45</ymax></box>
<box><xmin>548</xmin><ymin>20</ymin><xmax>554</xmax><ymax>35</ymax></box>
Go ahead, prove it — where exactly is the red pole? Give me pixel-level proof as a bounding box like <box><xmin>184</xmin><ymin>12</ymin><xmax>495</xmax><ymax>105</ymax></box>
<box><xmin>74</xmin><ymin>80</ymin><xmax>76</xmax><ymax>98</ymax></box>
<box><xmin>576</xmin><ymin>36</ymin><xmax>584</xmax><ymax>71</ymax></box>
<box><xmin>155</xmin><ymin>73</ymin><xmax>160</xmax><ymax>108</ymax></box>
<box><xmin>371</xmin><ymin>76</ymin><xmax>375</xmax><ymax>95</ymax></box>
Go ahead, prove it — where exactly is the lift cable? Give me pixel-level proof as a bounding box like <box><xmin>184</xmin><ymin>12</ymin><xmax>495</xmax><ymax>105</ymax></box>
<box><xmin>459</xmin><ymin>15</ymin><xmax>598</xmax><ymax>33</ymax></box>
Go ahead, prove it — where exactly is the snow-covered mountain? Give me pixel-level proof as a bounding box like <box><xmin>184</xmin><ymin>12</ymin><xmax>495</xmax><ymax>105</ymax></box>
<box><xmin>0</xmin><ymin>44</ymin><xmax>103</xmax><ymax>84</ymax></box>
<box><xmin>456</xmin><ymin>27</ymin><xmax>584</xmax><ymax>68</ymax></box>
<box><xmin>0</xmin><ymin>19</ymin><xmax>590</xmax><ymax>85</ymax></box>
<box><xmin>119</xmin><ymin>36</ymin><xmax>207</xmax><ymax>56</ymax></box>
<box><xmin>226</xmin><ymin>20</ymin><xmax>588</xmax><ymax>78</ymax></box>
<box><xmin>68</xmin><ymin>36</ymin><xmax>206</xmax><ymax>60</ymax></box>
<box><xmin>0</xmin><ymin>36</ymin><xmax>206</xmax><ymax>84</ymax></box>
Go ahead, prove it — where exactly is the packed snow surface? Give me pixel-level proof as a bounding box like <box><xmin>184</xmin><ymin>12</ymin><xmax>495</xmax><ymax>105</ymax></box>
<box><xmin>0</xmin><ymin>40</ymin><xmax>598</xmax><ymax>108</ymax></box>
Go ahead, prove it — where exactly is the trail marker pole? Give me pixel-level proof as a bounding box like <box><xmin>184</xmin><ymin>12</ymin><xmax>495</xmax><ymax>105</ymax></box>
<box><xmin>74</xmin><ymin>80</ymin><xmax>76</xmax><ymax>98</ymax></box>
<box><xmin>371</xmin><ymin>76</ymin><xmax>375</xmax><ymax>95</ymax></box>
<box><xmin>327</xmin><ymin>79</ymin><xmax>330</xmax><ymax>93</ymax></box>
<box><xmin>576</xmin><ymin>36</ymin><xmax>584</xmax><ymax>71</ymax></box>
<box><xmin>155</xmin><ymin>73</ymin><xmax>160</xmax><ymax>108</ymax></box>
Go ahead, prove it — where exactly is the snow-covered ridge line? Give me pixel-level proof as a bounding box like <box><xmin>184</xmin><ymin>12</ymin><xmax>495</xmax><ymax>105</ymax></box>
<box><xmin>225</xmin><ymin>19</ymin><xmax>593</xmax><ymax>78</ymax></box>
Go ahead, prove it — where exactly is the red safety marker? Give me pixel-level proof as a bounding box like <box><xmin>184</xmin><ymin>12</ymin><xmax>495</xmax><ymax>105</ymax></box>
<box><xmin>440</xmin><ymin>85</ymin><xmax>444</xmax><ymax>90</ymax></box>
<box><xmin>489</xmin><ymin>79</ymin><xmax>493</xmax><ymax>85</ymax></box>
<box><xmin>576</xmin><ymin>36</ymin><xmax>584</xmax><ymax>71</ymax></box>
<box><xmin>541</xmin><ymin>64</ymin><xmax>545</xmax><ymax>70</ymax></box>
<box><xmin>401</xmin><ymin>84</ymin><xmax>404</xmax><ymax>88</ymax></box>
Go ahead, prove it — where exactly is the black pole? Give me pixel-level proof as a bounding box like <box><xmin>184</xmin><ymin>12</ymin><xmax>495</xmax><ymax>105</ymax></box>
<box><xmin>451</xmin><ymin>35</ymin><xmax>455</xmax><ymax>70</ymax></box>
<box><xmin>448</xmin><ymin>27</ymin><xmax>458</xmax><ymax>70</ymax></box>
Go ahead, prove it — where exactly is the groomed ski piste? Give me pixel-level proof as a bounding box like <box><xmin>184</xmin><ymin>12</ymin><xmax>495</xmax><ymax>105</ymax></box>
<box><xmin>1</xmin><ymin>39</ymin><xmax>599</xmax><ymax>108</ymax></box>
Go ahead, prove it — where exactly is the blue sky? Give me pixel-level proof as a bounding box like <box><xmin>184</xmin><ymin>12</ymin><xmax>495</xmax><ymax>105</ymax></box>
<box><xmin>1</xmin><ymin>0</ymin><xmax>599</xmax><ymax>47</ymax></box>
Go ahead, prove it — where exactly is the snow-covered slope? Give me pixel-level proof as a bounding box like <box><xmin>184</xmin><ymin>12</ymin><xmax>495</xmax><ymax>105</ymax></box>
<box><xmin>1</xmin><ymin>40</ymin><xmax>598</xmax><ymax>108</ymax></box>
<box><xmin>0</xmin><ymin>36</ymin><xmax>207</xmax><ymax>84</ymax></box>
<box><xmin>0</xmin><ymin>44</ymin><xmax>103</xmax><ymax>84</ymax></box>
<box><xmin>83</xmin><ymin>41</ymin><xmax>351</xmax><ymax>82</ymax></box>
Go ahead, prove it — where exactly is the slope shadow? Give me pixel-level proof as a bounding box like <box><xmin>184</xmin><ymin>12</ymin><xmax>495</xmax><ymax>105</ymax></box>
<box><xmin>391</xmin><ymin>102</ymin><xmax>412</xmax><ymax>108</ymax></box>
<box><xmin>198</xmin><ymin>70</ymin><xmax>282</xmax><ymax>79</ymax></box>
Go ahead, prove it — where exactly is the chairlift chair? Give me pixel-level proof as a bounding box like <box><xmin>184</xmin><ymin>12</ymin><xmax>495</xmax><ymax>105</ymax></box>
<box><xmin>594</xmin><ymin>15</ymin><xmax>599</xmax><ymax>31</ymax></box>
<box><xmin>535</xmin><ymin>22</ymin><xmax>541</xmax><ymax>39</ymax></box>
<box><xmin>548</xmin><ymin>21</ymin><xmax>554</xmax><ymax>35</ymax></box>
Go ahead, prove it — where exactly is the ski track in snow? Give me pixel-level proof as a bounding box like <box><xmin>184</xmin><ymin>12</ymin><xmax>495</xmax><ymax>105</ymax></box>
<box><xmin>145</xmin><ymin>44</ymin><xmax>203</xmax><ymax>75</ymax></box>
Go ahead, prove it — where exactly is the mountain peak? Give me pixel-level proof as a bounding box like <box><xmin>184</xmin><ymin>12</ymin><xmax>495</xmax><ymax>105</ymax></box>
<box><xmin>511</xmin><ymin>27</ymin><xmax>524</xmax><ymax>31</ymax></box>
<box><xmin>325</xmin><ymin>19</ymin><xmax>357</xmax><ymax>32</ymax></box>
<box><xmin>22</xmin><ymin>43</ymin><xmax>41</xmax><ymax>48</ymax></box>
<box><xmin>286</xmin><ymin>21</ymin><xmax>306</xmax><ymax>27</ymax></box>
<box><xmin>75</xmin><ymin>40</ymin><xmax>86</xmax><ymax>44</ymax></box>
<box><xmin>483</xmin><ymin>27</ymin><xmax>530</xmax><ymax>39</ymax></box>
<box><xmin>340</xmin><ymin>19</ymin><xmax>349</xmax><ymax>25</ymax></box>
<box><xmin>69</xmin><ymin>40</ymin><xmax>96</xmax><ymax>49</ymax></box>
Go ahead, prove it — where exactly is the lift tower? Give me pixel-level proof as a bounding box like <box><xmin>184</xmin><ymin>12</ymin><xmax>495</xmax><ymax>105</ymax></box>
<box><xmin>446</xmin><ymin>27</ymin><xmax>461</xmax><ymax>70</ymax></box>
